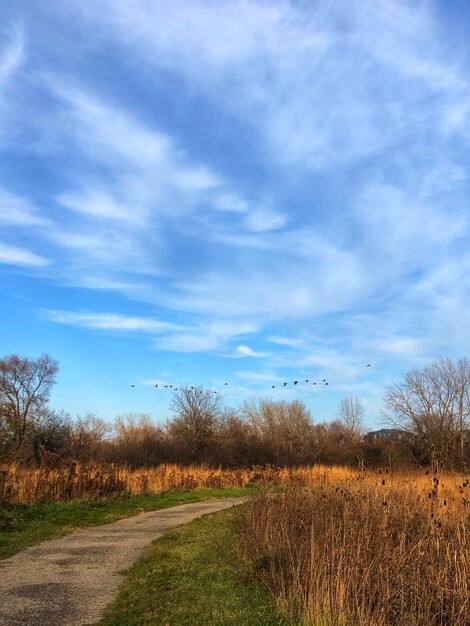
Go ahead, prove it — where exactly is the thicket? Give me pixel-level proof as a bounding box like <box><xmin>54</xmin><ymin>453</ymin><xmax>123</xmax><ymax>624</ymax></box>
<box><xmin>1</xmin><ymin>354</ymin><xmax>469</xmax><ymax>470</ymax></box>
<box><xmin>0</xmin><ymin>403</ymin><xmax>418</xmax><ymax>470</ymax></box>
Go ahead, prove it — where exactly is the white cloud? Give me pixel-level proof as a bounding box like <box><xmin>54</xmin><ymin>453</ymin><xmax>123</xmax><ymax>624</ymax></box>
<box><xmin>375</xmin><ymin>336</ymin><xmax>426</xmax><ymax>358</ymax></box>
<box><xmin>155</xmin><ymin>319</ymin><xmax>258</xmax><ymax>353</ymax></box>
<box><xmin>156</xmin><ymin>333</ymin><xmax>220</xmax><ymax>353</ymax></box>
<box><xmin>57</xmin><ymin>189</ymin><xmax>135</xmax><ymax>221</ymax></box>
<box><xmin>46</xmin><ymin>308</ymin><xmax>260</xmax><ymax>358</ymax></box>
<box><xmin>267</xmin><ymin>336</ymin><xmax>303</xmax><ymax>348</ymax></box>
<box><xmin>47</xmin><ymin>311</ymin><xmax>179</xmax><ymax>333</ymax></box>
<box><xmin>71</xmin><ymin>0</ymin><xmax>470</xmax><ymax>169</ymax></box>
<box><xmin>236</xmin><ymin>370</ymin><xmax>281</xmax><ymax>383</ymax></box>
<box><xmin>165</xmin><ymin>236</ymin><xmax>368</xmax><ymax>319</ymax></box>
<box><xmin>213</xmin><ymin>193</ymin><xmax>248</xmax><ymax>213</ymax></box>
<box><xmin>0</xmin><ymin>243</ymin><xmax>49</xmax><ymax>267</ymax></box>
<box><xmin>47</xmin><ymin>228</ymin><xmax>151</xmax><ymax>271</ymax></box>
<box><xmin>0</xmin><ymin>23</ymin><xmax>25</xmax><ymax>147</ymax></box>
<box><xmin>0</xmin><ymin>23</ymin><xmax>24</xmax><ymax>84</ymax></box>
<box><xmin>46</xmin><ymin>82</ymin><xmax>221</xmax><ymax>216</ymax></box>
<box><xmin>355</xmin><ymin>183</ymin><xmax>467</xmax><ymax>261</ymax></box>
<box><xmin>0</xmin><ymin>189</ymin><xmax>50</xmax><ymax>226</ymax></box>
<box><xmin>244</xmin><ymin>207</ymin><xmax>288</xmax><ymax>232</ymax></box>
<box><xmin>235</xmin><ymin>345</ymin><xmax>268</xmax><ymax>358</ymax></box>
<box><xmin>32</xmin><ymin>81</ymin><xmax>271</xmax><ymax>287</ymax></box>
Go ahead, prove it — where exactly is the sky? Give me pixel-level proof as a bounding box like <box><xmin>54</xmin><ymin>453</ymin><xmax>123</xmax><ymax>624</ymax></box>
<box><xmin>1</xmin><ymin>0</ymin><xmax>470</xmax><ymax>428</ymax></box>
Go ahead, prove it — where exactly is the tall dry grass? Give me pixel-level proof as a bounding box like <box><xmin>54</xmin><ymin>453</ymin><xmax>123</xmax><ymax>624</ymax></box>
<box><xmin>242</xmin><ymin>470</ymin><xmax>470</xmax><ymax>626</ymax></box>
<box><xmin>0</xmin><ymin>463</ymin><xmax>355</xmax><ymax>505</ymax></box>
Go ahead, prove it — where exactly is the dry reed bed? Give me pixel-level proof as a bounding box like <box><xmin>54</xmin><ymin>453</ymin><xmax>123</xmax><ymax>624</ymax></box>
<box><xmin>242</xmin><ymin>471</ymin><xmax>470</xmax><ymax>626</ymax></box>
<box><xmin>1</xmin><ymin>463</ymin><xmax>355</xmax><ymax>505</ymax></box>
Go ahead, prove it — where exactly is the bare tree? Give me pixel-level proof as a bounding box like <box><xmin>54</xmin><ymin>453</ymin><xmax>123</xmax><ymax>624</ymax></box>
<box><xmin>168</xmin><ymin>386</ymin><xmax>224</xmax><ymax>463</ymax></box>
<box><xmin>383</xmin><ymin>357</ymin><xmax>470</xmax><ymax>467</ymax></box>
<box><xmin>71</xmin><ymin>413</ymin><xmax>110</xmax><ymax>463</ymax></box>
<box><xmin>112</xmin><ymin>413</ymin><xmax>166</xmax><ymax>467</ymax></box>
<box><xmin>0</xmin><ymin>354</ymin><xmax>59</xmax><ymax>460</ymax></box>
<box><xmin>338</xmin><ymin>395</ymin><xmax>364</xmax><ymax>440</ymax></box>
<box><xmin>31</xmin><ymin>409</ymin><xmax>73</xmax><ymax>466</ymax></box>
<box><xmin>241</xmin><ymin>398</ymin><xmax>314</xmax><ymax>465</ymax></box>
<box><xmin>455</xmin><ymin>358</ymin><xmax>470</xmax><ymax>463</ymax></box>
<box><xmin>217</xmin><ymin>408</ymin><xmax>255</xmax><ymax>467</ymax></box>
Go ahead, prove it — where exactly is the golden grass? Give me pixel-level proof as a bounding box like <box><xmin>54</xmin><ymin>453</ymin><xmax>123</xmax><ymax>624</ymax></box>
<box><xmin>0</xmin><ymin>463</ymin><xmax>357</xmax><ymax>505</ymax></box>
<box><xmin>242</xmin><ymin>469</ymin><xmax>470</xmax><ymax>626</ymax></box>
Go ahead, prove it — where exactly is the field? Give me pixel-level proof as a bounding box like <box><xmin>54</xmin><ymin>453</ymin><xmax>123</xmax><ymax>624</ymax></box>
<box><xmin>242</xmin><ymin>469</ymin><xmax>470</xmax><ymax>626</ymax></box>
<box><xmin>1</xmin><ymin>463</ymin><xmax>469</xmax><ymax>625</ymax></box>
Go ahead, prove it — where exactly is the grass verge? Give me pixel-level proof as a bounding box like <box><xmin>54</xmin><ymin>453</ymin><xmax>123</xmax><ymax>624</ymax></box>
<box><xmin>97</xmin><ymin>506</ymin><xmax>292</xmax><ymax>626</ymax></box>
<box><xmin>0</xmin><ymin>487</ymin><xmax>252</xmax><ymax>559</ymax></box>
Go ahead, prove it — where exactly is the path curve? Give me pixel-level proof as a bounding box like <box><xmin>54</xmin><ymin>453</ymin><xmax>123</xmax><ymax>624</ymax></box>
<box><xmin>0</xmin><ymin>497</ymin><xmax>244</xmax><ymax>626</ymax></box>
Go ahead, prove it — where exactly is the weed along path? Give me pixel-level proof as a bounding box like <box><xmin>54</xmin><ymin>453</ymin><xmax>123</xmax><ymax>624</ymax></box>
<box><xmin>0</xmin><ymin>498</ymin><xmax>244</xmax><ymax>626</ymax></box>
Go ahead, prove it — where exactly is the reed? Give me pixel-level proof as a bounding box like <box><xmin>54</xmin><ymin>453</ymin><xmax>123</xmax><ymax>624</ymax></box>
<box><xmin>241</xmin><ymin>469</ymin><xmax>469</xmax><ymax>626</ymax></box>
<box><xmin>0</xmin><ymin>462</ymin><xmax>357</xmax><ymax>505</ymax></box>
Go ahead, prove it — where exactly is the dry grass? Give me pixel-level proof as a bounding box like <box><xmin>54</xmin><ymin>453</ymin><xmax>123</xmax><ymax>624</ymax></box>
<box><xmin>2</xmin><ymin>463</ymin><xmax>469</xmax><ymax>624</ymax></box>
<box><xmin>242</xmin><ymin>469</ymin><xmax>470</xmax><ymax>626</ymax></box>
<box><xmin>0</xmin><ymin>463</ymin><xmax>354</xmax><ymax>505</ymax></box>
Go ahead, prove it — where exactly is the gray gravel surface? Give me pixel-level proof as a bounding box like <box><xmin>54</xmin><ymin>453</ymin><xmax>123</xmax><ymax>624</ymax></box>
<box><xmin>0</xmin><ymin>497</ymin><xmax>244</xmax><ymax>626</ymax></box>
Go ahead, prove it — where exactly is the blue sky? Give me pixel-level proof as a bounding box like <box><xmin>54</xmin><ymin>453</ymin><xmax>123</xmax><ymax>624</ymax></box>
<box><xmin>1</xmin><ymin>1</ymin><xmax>470</xmax><ymax>428</ymax></box>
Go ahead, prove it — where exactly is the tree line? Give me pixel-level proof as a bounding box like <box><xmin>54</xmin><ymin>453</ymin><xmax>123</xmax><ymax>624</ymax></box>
<box><xmin>0</xmin><ymin>354</ymin><xmax>469</xmax><ymax>469</ymax></box>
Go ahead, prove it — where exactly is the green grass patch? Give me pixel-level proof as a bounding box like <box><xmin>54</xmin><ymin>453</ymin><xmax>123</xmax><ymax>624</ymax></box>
<box><xmin>0</xmin><ymin>487</ymin><xmax>252</xmax><ymax>559</ymax></box>
<box><xmin>97</xmin><ymin>507</ymin><xmax>292</xmax><ymax>626</ymax></box>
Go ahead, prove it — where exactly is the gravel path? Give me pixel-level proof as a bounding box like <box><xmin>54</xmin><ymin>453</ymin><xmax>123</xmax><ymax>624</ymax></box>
<box><xmin>0</xmin><ymin>498</ymin><xmax>244</xmax><ymax>626</ymax></box>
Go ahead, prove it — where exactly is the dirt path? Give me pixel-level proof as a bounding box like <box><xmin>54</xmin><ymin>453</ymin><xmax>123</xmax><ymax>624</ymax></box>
<box><xmin>0</xmin><ymin>497</ymin><xmax>244</xmax><ymax>626</ymax></box>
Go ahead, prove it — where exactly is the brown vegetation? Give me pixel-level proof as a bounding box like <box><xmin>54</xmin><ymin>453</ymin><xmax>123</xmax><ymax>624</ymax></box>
<box><xmin>0</xmin><ymin>462</ymin><xmax>352</xmax><ymax>505</ymax></box>
<box><xmin>241</xmin><ymin>468</ymin><xmax>470</xmax><ymax>626</ymax></box>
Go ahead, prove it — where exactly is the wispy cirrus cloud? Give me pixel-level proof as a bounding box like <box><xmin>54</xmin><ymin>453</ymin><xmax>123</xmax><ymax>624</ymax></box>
<box><xmin>0</xmin><ymin>22</ymin><xmax>24</xmax><ymax>84</ymax></box>
<box><xmin>69</xmin><ymin>0</ymin><xmax>470</xmax><ymax>170</ymax></box>
<box><xmin>45</xmin><ymin>81</ymin><xmax>221</xmax><ymax>223</ymax></box>
<box><xmin>0</xmin><ymin>189</ymin><xmax>50</xmax><ymax>227</ymax></box>
<box><xmin>47</xmin><ymin>308</ymin><xmax>259</xmax><ymax>355</ymax></box>
<box><xmin>46</xmin><ymin>310</ymin><xmax>180</xmax><ymax>333</ymax></box>
<box><xmin>27</xmin><ymin>80</ymin><xmax>287</xmax><ymax>290</ymax></box>
<box><xmin>0</xmin><ymin>242</ymin><xmax>49</xmax><ymax>267</ymax></box>
<box><xmin>155</xmin><ymin>320</ymin><xmax>258</xmax><ymax>353</ymax></box>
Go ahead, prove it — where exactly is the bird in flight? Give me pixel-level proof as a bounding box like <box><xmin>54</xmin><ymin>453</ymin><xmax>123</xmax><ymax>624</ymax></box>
<box><xmin>366</xmin><ymin>364</ymin><xmax>371</xmax><ymax>367</ymax></box>
<box><xmin>304</xmin><ymin>379</ymin><xmax>309</xmax><ymax>383</ymax></box>
<box><xmin>130</xmin><ymin>384</ymin><xmax>135</xmax><ymax>388</ymax></box>
<box><xmin>224</xmin><ymin>382</ymin><xmax>228</xmax><ymax>385</ymax></box>
<box><xmin>313</xmin><ymin>382</ymin><xmax>317</xmax><ymax>385</ymax></box>
<box><xmin>283</xmin><ymin>382</ymin><xmax>288</xmax><ymax>387</ymax></box>
<box><xmin>272</xmin><ymin>385</ymin><xmax>275</xmax><ymax>389</ymax></box>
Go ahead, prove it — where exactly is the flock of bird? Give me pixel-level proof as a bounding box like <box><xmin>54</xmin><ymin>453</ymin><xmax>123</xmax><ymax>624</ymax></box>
<box><xmin>130</xmin><ymin>365</ymin><xmax>371</xmax><ymax>391</ymax></box>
